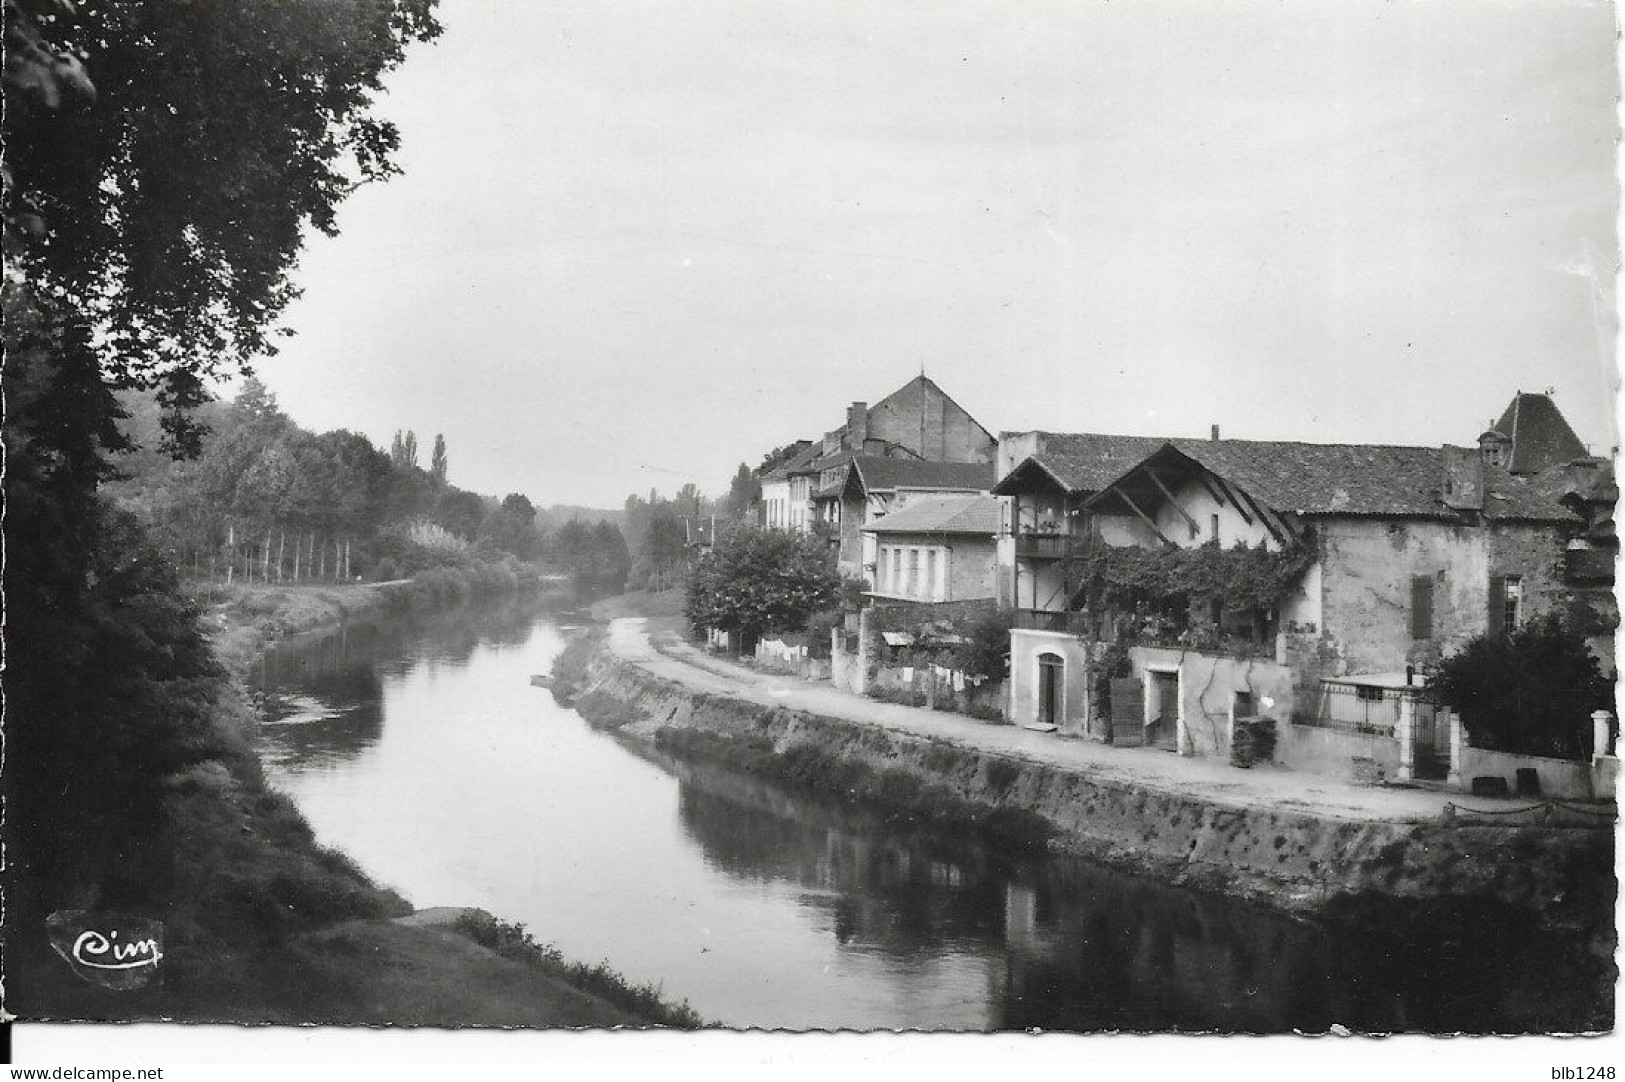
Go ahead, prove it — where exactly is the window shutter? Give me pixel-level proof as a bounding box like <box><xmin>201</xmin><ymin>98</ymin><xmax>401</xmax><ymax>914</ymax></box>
<box><xmin>1487</xmin><ymin>575</ymin><xmax>1506</xmax><ymax>635</ymax></box>
<box><xmin>1410</xmin><ymin>575</ymin><xmax>1434</xmax><ymax>640</ymax></box>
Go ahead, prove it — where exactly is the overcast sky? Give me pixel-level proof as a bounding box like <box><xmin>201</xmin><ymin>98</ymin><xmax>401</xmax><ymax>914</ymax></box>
<box><xmin>259</xmin><ymin>0</ymin><xmax>1620</xmax><ymax>508</ymax></box>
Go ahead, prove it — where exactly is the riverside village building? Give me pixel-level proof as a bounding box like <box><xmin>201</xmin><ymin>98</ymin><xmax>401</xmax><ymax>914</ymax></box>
<box><xmin>745</xmin><ymin>386</ymin><xmax>1616</xmax><ymax>802</ymax></box>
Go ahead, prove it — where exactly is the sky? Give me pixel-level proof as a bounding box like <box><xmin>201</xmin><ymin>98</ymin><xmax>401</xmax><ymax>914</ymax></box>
<box><xmin>259</xmin><ymin>0</ymin><xmax>1621</xmax><ymax>508</ymax></box>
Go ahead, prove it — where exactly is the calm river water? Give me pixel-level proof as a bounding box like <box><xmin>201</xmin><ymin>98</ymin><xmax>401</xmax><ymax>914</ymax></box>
<box><xmin>250</xmin><ymin>599</ymin><xmax>1609</xmax><ymax>1032</ymax></box>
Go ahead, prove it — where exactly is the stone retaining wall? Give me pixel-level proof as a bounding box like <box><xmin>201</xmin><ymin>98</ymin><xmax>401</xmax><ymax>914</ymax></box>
<box><xmin>568</xmin><ymin>641</ymin><xmax>1614</xmax><ymax>932</ymax></box>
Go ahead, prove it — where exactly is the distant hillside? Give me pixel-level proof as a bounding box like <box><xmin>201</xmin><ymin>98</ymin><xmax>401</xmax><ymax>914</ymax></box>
<box><xmin>537</xmin><ymin>504</ymin><xmax>626</xmax><ymax>531</ymax></box>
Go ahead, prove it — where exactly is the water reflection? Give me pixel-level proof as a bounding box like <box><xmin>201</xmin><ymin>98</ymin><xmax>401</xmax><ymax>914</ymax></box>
<box><xmin>662</xmin><ymin>748</ymin><xmax>1611</xmax><ymax>1032</ymax></box>
<box><xmin>251</xmin><ymin>598</ymin><xmax>544</xmax><ymax>769</ymax></box>
<box><xmin>253</xmin><ymin>601</ymin><xmax>1611</xmax><ymax>1032</ymax></box>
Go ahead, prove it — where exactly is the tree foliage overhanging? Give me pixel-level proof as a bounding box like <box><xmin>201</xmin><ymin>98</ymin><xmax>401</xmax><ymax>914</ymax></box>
<box><xmin>685</xmin><ymin>526</ymin><xmax>842</xmax><ymax>641</ymax></box>
<box><xmin>1426</xmin><ymin>614</ymin><xmax>1612</xmax><ymax>761</ymax></box>
<box><xmin>3</xmin><ymin>0</ymin><xmax>441</xmax><ymax>914</ymax></box>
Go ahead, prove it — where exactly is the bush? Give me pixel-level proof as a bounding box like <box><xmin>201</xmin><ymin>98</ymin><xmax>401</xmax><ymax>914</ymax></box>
<box><xmin>1427</xmin><ymin>614</ymin><xmax>1611</xmax><ymax>760</ymax></box>
<box><xmin>803</xmin><ymin>608</ymin><xmax>840</xmax><ymax>659</ymax></box>
<box><xmin>371</xmin><ymin>557</ymin><xmax>401</xmax><ymax>582</ymax></box>
<box><xmin>953</xmin><ymin>608</ymin><xmax>1016</xmax><ymax>681</ymax></box>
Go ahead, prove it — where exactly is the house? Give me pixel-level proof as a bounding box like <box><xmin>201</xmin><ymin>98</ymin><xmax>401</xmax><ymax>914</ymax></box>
<box><xmin>995</xmin><ymin>394</ymin><xmax>1600</xmax><ymax>792</ymax></box>
<box><xmin>862</xmin><ymin>494</ymin><xmax>1001</xmax><ymax>604</ymax></box>
<box><xmin>758</xmin><ymin>442</ymin><xmax>818</xmax><ymax>531</ymax></box>
<box><xmin>991</xmin><ymin>431</ymin><xmax>1173</xmax><ymax>620</ymax></box>
<box><xmin>756</xmin><ymin>374</ymin><xmax>997</xmax><ymax>559</ymax></box>
<box><xmin>818</xmin><ymin>456</ymin><xmax>995</xmax><ymax>579</ymax></box>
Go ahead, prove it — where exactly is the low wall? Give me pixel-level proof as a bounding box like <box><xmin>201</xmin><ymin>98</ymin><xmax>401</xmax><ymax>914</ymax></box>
<box><xmin>1458</xmin><ymin>746</ymin><xmax>1593</xmax><ymax>801</ymax></box>
<box><xmin>870</xmin><ymin>663</ymin><xmax>1005</xmax><ymax>719</ymax></box>
<box><xmin>1280</xmin><ymin>724</ymin><xmax>1402</xmax><ymax>783</ymax></box>
<box><xmin>565</xmin><ymin>642</ymin><xmax>1615</xmax><ymax>930</ymax></box>
<box><xmin>1127</xmin><ymin>646</ymin><xmax>1297</xmax><ymax>760</ymax></box>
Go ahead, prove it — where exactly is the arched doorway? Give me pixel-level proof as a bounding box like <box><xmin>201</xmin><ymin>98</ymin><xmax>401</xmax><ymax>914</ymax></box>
<box><xmin>1037</xmin><ymin>653</ymin><xmax>1064</xmax><ymax>728</ymax></box>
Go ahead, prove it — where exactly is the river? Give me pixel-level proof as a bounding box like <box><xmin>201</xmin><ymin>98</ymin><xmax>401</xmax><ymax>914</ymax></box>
<box><xmin>249</xmin><ymin>599</ymin><xmax>1609</xmax><ymax>1032</ymax></box>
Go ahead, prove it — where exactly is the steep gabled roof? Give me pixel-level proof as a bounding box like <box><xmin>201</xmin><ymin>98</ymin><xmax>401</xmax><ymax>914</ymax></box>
<box><xmin>996</xmin><ymin>432</ymin><xmax>1173</xmax><ymax>495</ymax></box>
<box><xmin>862</xmin><ymin>494</ymin><xmax>1002</xmax><ymax>536</ymax></box>
<box><xmin>849</xmin><ymin>456</ymin><xmax>994</xmax><ymax>494</ymax></box>
<box><xmin>1494</xmin><ymin>392</ymin><xmax>1589</xmax><ymax>475</ymax></box>
<box><xmin>870</xmin><ymin>374</ymin><xmax>995</xmax><ymax>446</ymax></box>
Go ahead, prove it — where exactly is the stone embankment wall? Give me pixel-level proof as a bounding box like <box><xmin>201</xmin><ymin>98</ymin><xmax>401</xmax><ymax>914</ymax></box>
<box><xmin>569</xmin><ymin>641</ymin><xmax>1614</xmax><ymax>932</ymax></box>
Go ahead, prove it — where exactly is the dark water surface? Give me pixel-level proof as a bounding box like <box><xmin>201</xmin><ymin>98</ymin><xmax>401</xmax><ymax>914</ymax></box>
<box><xmin>250</xmin><ymin>602</ymin><xmax>1610</xmax><ymax>1031</ymax></box>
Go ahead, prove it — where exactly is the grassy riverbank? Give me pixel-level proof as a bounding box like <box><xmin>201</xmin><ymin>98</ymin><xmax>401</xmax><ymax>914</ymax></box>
<box><xmin>12</xmin><ymin>571</ymin><xmax>702</xmax><ymax>1028</ymax></box>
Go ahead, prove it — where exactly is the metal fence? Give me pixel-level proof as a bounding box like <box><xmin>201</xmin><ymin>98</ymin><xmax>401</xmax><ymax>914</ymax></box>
<box><xmin>1301</xmin><ymin>681</ymin><xmax>1404</xmax><ymax>737</ymax></box>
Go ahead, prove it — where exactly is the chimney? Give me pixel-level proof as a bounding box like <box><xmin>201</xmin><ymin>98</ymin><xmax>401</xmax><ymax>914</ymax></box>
<box><xmin>846</xmin><ymin>401</ymin><xmax>868</xmax><ymax>451</ymax></box>
<box><xmin>1441</xmin><ymin>444</ymin><xmax>1484</xmax><ymax>512</ymax></box>
<box><xmin>1210</xmin><ymin>424</ymin><xmax>1220</xmax><ymax>442</ymax></box>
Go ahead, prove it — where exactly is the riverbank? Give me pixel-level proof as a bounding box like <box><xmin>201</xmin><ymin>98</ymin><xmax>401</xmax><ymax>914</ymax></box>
<box><xmin>556</xmin><ymin>621</ymin><xmax>1616</xmax><ymax>943</ymax></box>
<box><xmin>18</xmin><ymin>573</ymin><xmax>701</xmax><ymax>1027</ymax></box>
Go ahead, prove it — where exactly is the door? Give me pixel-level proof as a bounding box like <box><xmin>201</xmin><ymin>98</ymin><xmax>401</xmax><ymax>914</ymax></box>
<box><xmin>1412</xmin><ymin>697</ymin><xmax>1449</xmax><ymax>780</ymax></box>
<box><xmin>1150</xmin><ymin>670</ymin><xmax>1180</xmax><ymax>751</ymax></box>
<box><xmin>1037</xmin><ymin>654</ymin><xmax>1064</xmax><ymax>727</ymax></box>
<box><xmin>1110</xmin><ymin>677</ymin><xmax>1144</xmax><ymax>746</ymax></box>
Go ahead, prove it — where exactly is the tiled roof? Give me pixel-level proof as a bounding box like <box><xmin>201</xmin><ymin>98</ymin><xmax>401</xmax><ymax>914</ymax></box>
<box><xmin>760</xmin><ymin>443</ymin><xmax>821</xmax><ymax>483</ymax></box>
<box><xmin>863</xmin><ymin>495</ymin><xmax>1002</xmax><ymax>536</ymax></box>
<box><xmin>1495</xmin><ymin>393</ymin><xmax>1589</xmax><ymax>475</ymax></box>
<box><xmin>1102</xmin><ymin>439</ymin><xmax>1578</xmax><ymax>522</ymax></box>
<box><xmin>1004</xmin><ymin>432</ymin><xmax>1173</xmax><ymax>494</ymax></box>
<box><xmin>850</xmin><ymin>456</ymin><xmax>994</xmax><ymax>493</ymax></box>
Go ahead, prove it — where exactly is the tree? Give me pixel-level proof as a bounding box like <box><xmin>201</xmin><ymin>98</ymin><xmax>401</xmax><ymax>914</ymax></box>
<box><xmin>430</xmin><ymin>432</ymin><xmax>448</xmax><ymax>487</ymax></box>
<box><xmin>432</xmin><ymin>487</ymin><xmax>487</xmax><ymax>540</ymax></box>
<box><xmin>1427</xmin><ymin>614</ymin><xmax>1612</xmax><ymax>760</ymax></box>
<box><xmin>593</xmin><ymin>520</ymin><xmax>633</xmax><ymax>591</ymax></box>
<box><xmin>390</xmin><ymin>428</ymin><xmax>419</xmax><ymax>470</ymax></box>
<box><xmin>2</xmin><ymin>0</ymin><xmax>442</xmax><ymax>922</ymax></box>
<box><xmin>478</xmin><ymin>492</ymin><xmax>541</xmax><ymax>559</ymax></box>
<box><xmin>686</xmin><ymin>525</ymin><xmax>841</xmax><ymax>648</ymax></box>
<box><xmin>724</xmin><ymin>462</ymin><xmax>760</xmax><ymax>518</ymax></box>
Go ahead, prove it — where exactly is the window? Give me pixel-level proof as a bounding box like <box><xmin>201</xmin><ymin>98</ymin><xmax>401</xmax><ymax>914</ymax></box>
<box><xmin>907</xmin><ymin>548</ymin><xmax>921</xmax><ymax>598</ymax></box>
<box><xmin>924</xmin><ymin>549</ymin><xmax>938</xmax><ymax>601</ymax></box>
<box><xmin>1490</xmin><ymin>575</ymin><xmax>1523</xmax><ymax>633</ymax></box>
<box><xmin>1211</xmin><ymin>513</ymin><xmax>1220</xmax><ymax>544</ymax></box>
<box><xmin>1233</xmin><ymin>691</ymin><xmax>1257</xmax><ymax>718</ymax></box>
<box><xmin>1410</xmin><ymin>575</ymin><xmax>1435</xmax><ymax>640</ymax></box>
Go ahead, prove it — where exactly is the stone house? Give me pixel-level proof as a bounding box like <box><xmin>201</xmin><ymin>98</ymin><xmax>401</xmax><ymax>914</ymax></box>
<box><xmin>862</xmin><ymin>494</ymin><xmax>1001</xmax><ymax>604</ymax></box>
<box><xmin>820</xmin><ymin>457</ymin><xmax>994</xmax><ymax>580</ymax></box>
<box><xmin>995</xmin><ymin>395</ymin><xmax>1600</xmax><ymax>791</ymax></box>
<box><xmin>755</xmin><ymin>375</ymin><xmax>996</xmax><ymax>553</ymax></box>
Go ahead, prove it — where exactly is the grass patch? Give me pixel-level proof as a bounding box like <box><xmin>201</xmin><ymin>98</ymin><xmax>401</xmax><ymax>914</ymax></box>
<box><xmin>453</xmin><ymin>912</ymin><xmax>703</xmax><ymax>1028</ymax></box>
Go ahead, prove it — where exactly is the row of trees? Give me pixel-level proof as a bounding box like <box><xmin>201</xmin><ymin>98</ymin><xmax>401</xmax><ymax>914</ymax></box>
<box><xmin>108</xmin><ymin>379</ymin><xmax>562</xmax><ymax>582</ymax></box>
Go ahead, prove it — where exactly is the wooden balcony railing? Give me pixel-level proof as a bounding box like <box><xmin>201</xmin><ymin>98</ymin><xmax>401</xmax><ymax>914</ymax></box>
<box><xmin>1012</xmin><ymin>609</ymin><xmax>1093</xmax><ymax>633</ymax></box>
<box><xmin>1012</xmin><ymin>533</ymin><xmax>1077</xmax><ymax>559</ymax></box>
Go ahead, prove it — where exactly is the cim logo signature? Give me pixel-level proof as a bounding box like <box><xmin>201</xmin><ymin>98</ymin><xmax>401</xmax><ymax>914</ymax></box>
<box><xmin>72</xmin><ymin>927</ymin><xmax>163</xmax><ymax>970</ymax></box>
<box><xmin>47</xmin><ymin>910</ymin><xmax>165</xmax><ymax>990</ymax></box>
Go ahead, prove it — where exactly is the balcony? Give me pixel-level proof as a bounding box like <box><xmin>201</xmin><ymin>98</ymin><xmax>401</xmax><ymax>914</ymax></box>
<box><xmin>1013</xmin><ymin>532</ymin><xmax>1077</xmax><ymax>560</ymax></box>
<box><xmin>1013</xmin><ymin>609</ymin><xmax>1093</xmax><ymax>634</ymax></box>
